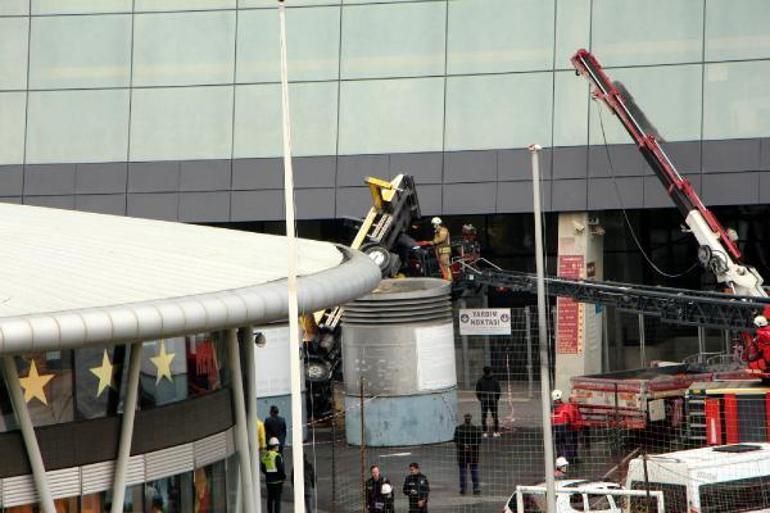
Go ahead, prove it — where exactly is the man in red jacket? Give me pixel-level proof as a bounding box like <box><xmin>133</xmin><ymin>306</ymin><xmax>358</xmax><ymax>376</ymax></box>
<box><xmin>551</xmin><ymin>389</ymin><xmax>583</xmax><ymax>462</ymax></box>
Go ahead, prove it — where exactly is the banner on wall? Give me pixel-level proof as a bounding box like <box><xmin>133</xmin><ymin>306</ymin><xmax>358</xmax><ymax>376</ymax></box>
<box><xmin>458</xmin><ymin>308</ymin><xmax>511</xmax><ymax>336</ymax></box>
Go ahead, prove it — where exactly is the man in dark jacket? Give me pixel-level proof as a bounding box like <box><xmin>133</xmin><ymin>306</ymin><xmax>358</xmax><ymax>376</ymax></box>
<box><xmin>264</xmin><ymin>405</ymin><xmax>287</xmax><ymax>451</ymax></box>
<box><xmin>366</xmin><ymin>465</ymin><xmax>394</xmax><ymax>513</ymax></box>
<box><xmin>454</xmin><ymin>413</ymin><xmax>482</xmax><ymax>495</ymax></box>
<box><xmin>475</xmin><ymin>366</ymin><xmax>501</xmax><ymax>437</ymax></box>
<box><xmin>402</xmin><ymin>462</ymin><xmax>430</xmax><ymax>513</ymax></box>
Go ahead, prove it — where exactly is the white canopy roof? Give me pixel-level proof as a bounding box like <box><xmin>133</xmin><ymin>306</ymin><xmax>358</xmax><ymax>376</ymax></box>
<box><xmin>0</xmin><ymin>204</ymin><xmax>381</xmax><ymax>355</ymax></box>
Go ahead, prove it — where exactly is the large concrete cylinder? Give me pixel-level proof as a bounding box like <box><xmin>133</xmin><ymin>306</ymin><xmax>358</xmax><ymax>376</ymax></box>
<box><xmin>342</xmin><ymin>278</ymin><xmax>457</xmax><ymax>446</ymax></box>
<box><xmin>253</xmin><ymin>324</ymin><xmax>307</xmax><ymax>446</ymax></box>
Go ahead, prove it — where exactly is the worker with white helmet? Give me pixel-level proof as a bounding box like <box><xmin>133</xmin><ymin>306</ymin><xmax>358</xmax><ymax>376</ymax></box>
<box><xmin>551</xmin><ymin>389</ymin><xmax>583</xmax><ymax>463</ymax></box>
<box><xmin>427</xmin><ymin>217</ymin><xmax>452</xmax><ymax>281</ymax></box>
<box><xmin>261</xmin><ymin>437</ymin><xmax>286</xmax><ymax>513</ymax></box>
<box><xmin>554</xmin><ymin>457</ymin><xmax>569</xmax><ymax>478</ymax></box>
<box><xmin>747</xmin><ymin>313</ymin><xmax>770</xmax><ymax>372</ymax></box>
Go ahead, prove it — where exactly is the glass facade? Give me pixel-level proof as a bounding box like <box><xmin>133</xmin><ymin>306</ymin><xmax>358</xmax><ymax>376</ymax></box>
<box><xmin>2</xmin><ymin>0</ymin><xmax>770</xmax><ymax>168</ymax></box>
<box><xmin>0</xmin><ymin>332</ymin><xmax>228</xmax><ymax>431</ymax></box>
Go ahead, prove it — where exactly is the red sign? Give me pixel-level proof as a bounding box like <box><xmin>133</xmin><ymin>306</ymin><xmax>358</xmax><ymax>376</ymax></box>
<box><xmin>557</xmin><ymin>255</ymin><xmax>584</xmax><ymax>355</ymax></box>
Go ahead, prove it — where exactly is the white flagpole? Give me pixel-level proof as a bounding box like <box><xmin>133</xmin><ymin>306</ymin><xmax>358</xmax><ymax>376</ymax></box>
<box><xmin>277</xmin><ymin>1</ymin><xmax>305</xmax><ymax>512</ymax></box>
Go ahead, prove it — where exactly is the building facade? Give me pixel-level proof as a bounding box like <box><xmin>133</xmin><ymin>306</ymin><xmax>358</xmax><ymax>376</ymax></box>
<box><xmin>2</xmin><ymin>0</ymin><xmax>770</xmax><ymax>223</ymax></box>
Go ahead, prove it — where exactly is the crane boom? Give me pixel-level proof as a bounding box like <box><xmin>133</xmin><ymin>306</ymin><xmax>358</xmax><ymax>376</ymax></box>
<box><xmin>571</xmin><ymin>49</ymin><xmax>766</xmax><ymax>297</ymax></box>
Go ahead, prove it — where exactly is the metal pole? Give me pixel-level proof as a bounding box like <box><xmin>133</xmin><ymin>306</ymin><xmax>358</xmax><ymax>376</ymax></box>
<box><xmin>458</xmin><ymin>298</ymin><xmax>471</xmax><ymax>389</ymax></box>
<box><xmin>360</xmin><ymin>377</ymin><xmax>366</xmax><ymax>513</ymax></box>
<box><xmin>723</xmin><ymin>330</ymin><xmax>731</xmax><ymax>355</ymax></box>
<box><xmin>331</xmin><ymin>379</ymin><xmax>337</xmax><ymax>513</ymax></box>
<box><xmin>228</xmin><ymin>328</ymin><xmax>257</xmax><ymax>513</ymax></box>
<box><xmin>277</xmin><ymin>3</ymin><xmax>306</xmax><ymax>512</ymax></box>
<box><xmin>110</xmin><ymin>342</ymin><xmax>143</xmax><ymax>513</ymax></box>
<box><xmin>482</xmin><ymin>293</ymin><xmax>491</xmax><ymax>366</ymax></box>
<box><xmin>698</xmin><ymin>326</ymin><xmax>706</xmax><ymax>364</ymax></box>
<box><xmin>638</xmin><ymin>313</ymin><xmax>646</xmax><ymax>368</ymax></box>
<box><xmin>602</xmin><ymin>307</ymin><xmax>610</xmax><ymax>372</ymax></box>
<box><xmin>2</xmin><ymin>356</ymin><xmax>56</xmax><ymax>513</ymax></box>
<box><xmin>525</xmin><ymin>306</ymin><xmax>534</xmax><ymax>399</ymax></box>
<box><xmin>243</xmin><ymin>328</ymin><xmax>262</xmax><ymax>513</ymax></box>
<box><xmin>529</xmin><ymin>144</ymin><xmax>557</xmax><ymax>513</ymax></box>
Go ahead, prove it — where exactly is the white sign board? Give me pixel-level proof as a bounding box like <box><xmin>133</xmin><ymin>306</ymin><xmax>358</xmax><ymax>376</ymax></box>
<box><xmin>415</xmin><ymin>323</ymin><xmax>456</xmax><ymax>391</ymax></box>
<box><xmin>459</xmin><ymin>308</ymin><xmax>511</xmax><ymax>336</ymax></box>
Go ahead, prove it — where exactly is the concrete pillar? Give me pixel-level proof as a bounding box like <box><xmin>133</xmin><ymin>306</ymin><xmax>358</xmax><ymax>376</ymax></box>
<box><xmin>554</xmin><ymin>212</ymin><xmax>604</xmax><ymax>396</ymax></box>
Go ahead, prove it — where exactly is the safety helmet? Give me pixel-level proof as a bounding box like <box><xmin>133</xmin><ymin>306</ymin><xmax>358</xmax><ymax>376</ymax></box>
<box><xmin>381</xmin><ymin>483</ymin><xmax>392</xmax><ymax>495</ymax></box>
<box><xmin>556</xmin><ymin>457</ymin><xmax>569</xmax><ymax>469</ymax></box>
<box><xmin>756</xmin><ymin>316</ymin><xmax>769</xmax><ymax>328</ymax></box>
<box><xmin>268</xmin><ymin>437</ymin><xmax>280</xmax><ymax>447</ymax></box>
<box><xmin>551</xmin><ymin>389</ymin><xmax>563</xmax><ymax>401</ymax></box>
<box><xmin>431</xmin><ymin>217</ymin><xmax>442</xmax><ymax>226</ymax></box>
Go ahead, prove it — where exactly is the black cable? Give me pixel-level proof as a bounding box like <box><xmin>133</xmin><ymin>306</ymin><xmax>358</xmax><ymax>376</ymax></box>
<box><xmin>596</xmin><ymin>103</ymin><xmax>700</xmax><ymax>279</ymax></box>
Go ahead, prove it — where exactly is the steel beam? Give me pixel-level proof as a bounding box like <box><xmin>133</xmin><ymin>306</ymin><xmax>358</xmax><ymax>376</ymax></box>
<box><xmin>227</xmin><ymin>328</ymin><xmax>257</xmax><ymax>513</ymax></box>
<box><xmin>110</xmin><ymin>342</ymin><xmax>143</xmax><ymax>513</ymax></box>
<box><xmin>2</xmin><ymin>356</ymin><xmax>56</xmax><ymax>513</ymax></box>
<box><xmin>242</xmin><ymin>327</ymin><xmax>262</xmax><ymax>513</ymax></box>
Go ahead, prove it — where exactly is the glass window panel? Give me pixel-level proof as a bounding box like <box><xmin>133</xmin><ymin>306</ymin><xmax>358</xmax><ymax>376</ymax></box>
<box><xmin>592</xmin><ymin>0</ymin><xmax>703</xmax><ymax>66</ymax></box>
<box><xmin>704</xmin><ymin>60</ymin><xmax>770</xmax><ymax>140</ymax></box>
<box><xmin>338</xmin><ymin>77</ymin><xmax>443</xmax><ymax>155</ymax></box>
<box><xmin>194</xmin><ymin>462</ymin><xmax>227</xmax><ymax>513</ymax></box>
<box><xmin>705</xmin><ymin>0</ymin><xmax>770</xmax><ymax>61</ymax></box>
<box><xmin>145</xmin><ymin>471</ymin><xmax>194</xmax><ymax>513</ymax></box>
<box><xmin>0</xmin><ymin>17</ymin><xmax>29</xmax><ymax>90</ymax></box>
<box><xmin>0</xmin><ymin>92</ymin><xmax>26</xmax><ymax>165</ymax></box>
<box><xmin>133</xmin><ymin>11</ymin><xmax>236</xmax><ymax>87</ymax></box>
<box><xmin>130</xmin><ymin>85</ymin><xmax>233</xmax><ymax>161</ymax></box>
<box><xmin>588</xmin><ymin>64</ymin><xmax>702</xmax><ymax>145</ymax></box>
<box><xmin>187</xmin><ymin>333</ymin><xmax>227</xmax><ymax>397</ymax></box>
<box><xmin>27</xmin><ymin>89</ymin><xmax>129</xmax><ymax>164</ymax></box>
<box><xmin>29</xmin><ymin>14</ymin><xmax>132</xmax><ymax>89</ymax></box>
<box><xmin>237</xmin><ymin>6</ymin><xmax>340</xmax><ymax>83</ymax></box>
<box><xmin>553</xmin><ymin>71</ymin><xmax>589</xmax><ymax>147</ymax></box>
<box><xmin>31</xmin><ymin>0</ymin><xmax>131</xmax><ymax>14</ymax></box>
<box><xmin>97</xmin><ymin>484</ymin><xmax>144</xmax><ymax>513</ymax></box>
<box><xmin>445</xmin><ymin>73</ymin><xmax>552</xmax><ymax>151</ymax></box>
<box><xmin>75</xmin><ymin>345</ymin><xmax>131</xmax><ymax>420</ymax></box>
<box><xmin>14</xmin><ymin>352</ymin><xmax>74</xmax><ymax>428</ymax></box>
<box><xmin>225</xmin><ymin>454</ymin><xmax>240</xmax><ymax>513</ymax></box>
<box><xmin>447</xmin><ymin>0</ymin><xmax>555</xmax><ymax>74</ymax></box>
<box><xmin>135</xmin><ymin>0</ymin><xmax>235</xmax><ymax>10</ymax></box>
<box><xmin>0</xmin><ymin>0</ymin><xmax>28</xmax><ymax>14</ymax></box>
<box><xmin>234</xmin><ymin>82</ymin><xmax>337</xmax><ymax>158</ymax></box>
<box><xmin>139</xmin><ymin>338</ymin><xmax>188</xmax><ymax>408</ymax></box>
<box><xmin>0</xmin><ymin>366</ymin><xmax>16</xmax><ymax>432</ymax></box>
<box><xmin>239</xmin><ymin>0</ymin><xmax>339</xmax><ymax>6</ymax></box>
<box><xmin>8</xmin><ymin>497</ymin><xmax>80</xmax><ymax>513</ymax></box>
<box><xmin>554</xmin><ymin>0</ymin><xmax>590</xmax><ymax>69</ymax></box>
<box><xmin>341</xmin><ymin>2</ymin><xmax>445</xmax><ymax>79</ymax></box>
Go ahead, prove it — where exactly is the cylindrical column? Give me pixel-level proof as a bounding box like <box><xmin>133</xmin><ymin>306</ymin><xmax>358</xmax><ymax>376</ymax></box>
<box><xmin>110</xmin><ymin>342</ymin><xmax>143</xmax><ymax>513</ymax></box>
<box><xmin>242</xmin><ymin>327</ymin><xmax>262</xmax><ymax>513</ymax></box>
<box><xmin>530</xmin><ymin>143</ymin><xmax>557</xmax><ymax>513</ymax></box>
<box><xmin>698</xmin><ymin>326</ymin><xmax>706</xmax><ymax>363</ymax></box>
<box><xmin>458</xmin><ymin>298</ymin><xmax>471</xmax><ymax>389</ymax></box>
<box><xmin>228</xmin><ymin>328</ymin><xmax>257</xmax><ymax>513</ymax></box>
<box><xmin>2</xmin><ymin>356</ymin><xmax>56</xmax><ymax>513</ymax></box>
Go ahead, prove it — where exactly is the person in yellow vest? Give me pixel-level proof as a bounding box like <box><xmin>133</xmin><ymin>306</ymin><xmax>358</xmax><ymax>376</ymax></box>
<box><xmin>429</xmin><ymin>217</ymin><xmax>452</xmax><ymax>281</ymax></box>
<box><xmin>257</xmin><ymin>419</ymin><xmax>266</xmax><ymax>451</ymax></box>
<box><xmin>261</xmin><ymin>437</ymin><xmax>286</xmax><ymax>513</ymax></box>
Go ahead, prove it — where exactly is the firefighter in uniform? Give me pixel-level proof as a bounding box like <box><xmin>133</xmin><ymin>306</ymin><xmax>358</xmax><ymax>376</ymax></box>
<box><xmin>261</xmin><ymin>437</ymin><xmax>286</xmax><ymax>513</ymax></box>
<box><xmin>747</xmin><ymin>315</ymin><xmax>770</xmax><ymax>372</ymax></box>
<box><xmin>429</xmin><ymin>217</ymin><xmax>452</xmax><ymax>281</ymax></box>
<box><xmin>551</xmin><ymin>389</ymin><xmax>582</xmax><ymax>462</ymax></box>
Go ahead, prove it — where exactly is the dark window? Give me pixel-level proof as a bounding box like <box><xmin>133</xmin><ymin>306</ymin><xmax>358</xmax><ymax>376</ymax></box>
<box><xmin>700</xmin><ymin>475</ymin><xmax>770</xmax><ymax>513</ymax></box>
<box><xmin>75</xmin><ymin>345</ymin><xmax>131</xmax><ymax>420</ymax></box>
<box><xmin>630</xmin><ymin>481</ymin><xmax>687</xmax><ymax>513</ymax></box>
<box><xmin>187</xmin><ymin>333</ymin><xmax>227</xmax><ymax>398</ymax></box>
<box><xmin>145</xmin><ymin>472</ymin><xmax>194</xmax><ymax>513</ymax></box>
<box><xmin>587</xmin><ymin>493</ymin><xmax>612</xmax><ymax>510</ymax></box>
<box><xmin>569</xmin><ymin>493</ymin><xmax>584</xmax><ymax>510</ymax></box>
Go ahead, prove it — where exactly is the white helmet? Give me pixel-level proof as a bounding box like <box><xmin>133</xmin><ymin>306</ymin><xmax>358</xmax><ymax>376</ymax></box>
<box><xmin>268</xmin><ymin>437</ymin><xmax>280</xmax><ymax>447</ymax></box>
<box><xmin>756</xmin><ymin>315</ymin><xmax>768</xmax><ymax>328</ymax></box>
<box><xmin>551</xmin><ymin>389</ymin><xmax>563</xmax><ymax>401</ymax></box>
<box><xmin>431</xmin><ymin>217</ymin><xmax>442</xmax><ymax>226</ymax></box>
<box><xmin>556</xmin><ymin>457</ymin><xmax>569</xmax><ymax>469</ymax></box>
<box><xmin>381</xmin><ymin>483</ymin><xmax>392</xmax><ymax>495</ymax></box>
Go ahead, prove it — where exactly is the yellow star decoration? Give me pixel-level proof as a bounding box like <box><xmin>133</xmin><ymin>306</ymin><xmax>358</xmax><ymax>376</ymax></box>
<box><xmin>150</xmin><ymin>341</ymin><xmax>176</xmax><ymax>385</ymax></box>
<box><xmin>19</xmin><ymin>360</ymin><xmax>55</xmax><ymax>405</ymax></box>
<box><xmin>89</xmin><ymin>350</ymin><xmax>118</xmax><ymax>398</ymax></box>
